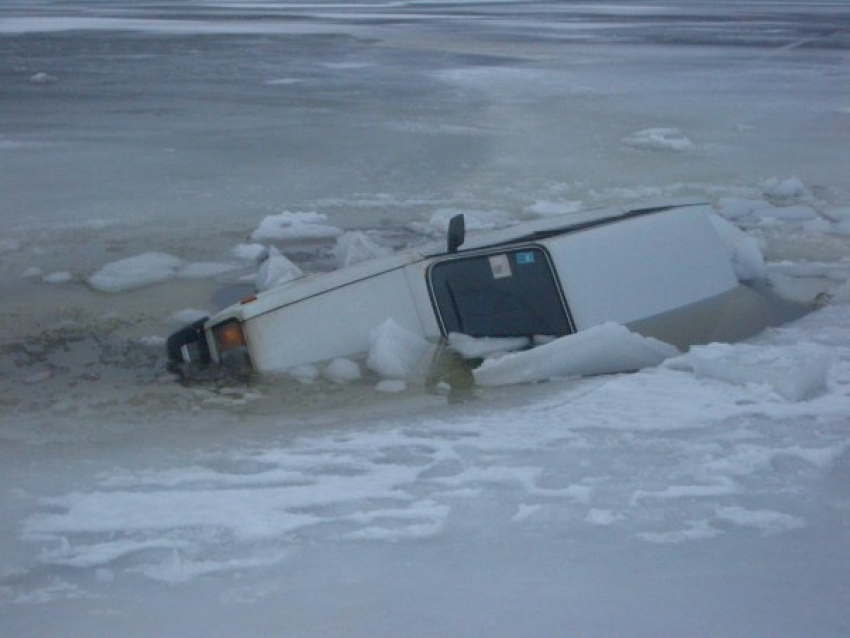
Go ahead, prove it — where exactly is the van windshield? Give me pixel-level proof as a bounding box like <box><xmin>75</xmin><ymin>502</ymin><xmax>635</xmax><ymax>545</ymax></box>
<box><xmin>428</xmin><ymin>247</ymin><xmax>574</xmax><ymax>338</ymax></box>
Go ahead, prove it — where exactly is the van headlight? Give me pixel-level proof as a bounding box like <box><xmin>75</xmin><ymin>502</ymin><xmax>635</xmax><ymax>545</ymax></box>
<box><xmin>212</xmin><ymin>320</ymin><xmax>252</xmax><ymax>370</ymax></box>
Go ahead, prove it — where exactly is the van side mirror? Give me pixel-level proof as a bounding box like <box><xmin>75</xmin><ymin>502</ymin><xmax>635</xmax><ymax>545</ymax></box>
<box><xmin>447</xmin><ymin>214</ymin><xmax>465</xmax><ymax>254</ymax></box>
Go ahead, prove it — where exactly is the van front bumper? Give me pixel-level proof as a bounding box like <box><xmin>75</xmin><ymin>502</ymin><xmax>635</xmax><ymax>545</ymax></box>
<box><xmin>166</xmin><ymin>317</ymin><xmax>211</xmax><ymax>368</ymax></box>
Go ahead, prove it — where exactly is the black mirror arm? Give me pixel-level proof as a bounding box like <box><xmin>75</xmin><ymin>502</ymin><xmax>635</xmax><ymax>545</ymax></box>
<box><xmin>447</xmin><ymin>214</ymin><xmax>465</xmax><ymax>254</ymax></box>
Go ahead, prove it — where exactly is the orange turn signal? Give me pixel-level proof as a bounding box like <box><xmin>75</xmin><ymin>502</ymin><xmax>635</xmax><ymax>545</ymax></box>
<box><xmin>212</xmin><ymin>320</ymin><xmax>246</xmax><ymax>354</ymax></box>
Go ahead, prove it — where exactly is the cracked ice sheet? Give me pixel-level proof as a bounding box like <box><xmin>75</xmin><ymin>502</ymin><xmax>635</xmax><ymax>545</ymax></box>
<box><xmin>12</xmin><ymin>303</ymin><xmax>850</xmax><ymax>593</ymax></box>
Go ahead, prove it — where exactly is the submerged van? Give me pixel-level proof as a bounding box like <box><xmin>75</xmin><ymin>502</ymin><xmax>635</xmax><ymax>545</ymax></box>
<box><xmin>167</xmin><ymin>201</ymin><xmax>740</xmax><ymax>374</ymax></box>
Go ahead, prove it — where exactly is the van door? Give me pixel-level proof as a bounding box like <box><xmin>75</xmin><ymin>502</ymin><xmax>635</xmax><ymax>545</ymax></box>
<box><xmin>427</xmin><ymin>246</ymin><xmax>574</xmax><ymax>338</ymax></box>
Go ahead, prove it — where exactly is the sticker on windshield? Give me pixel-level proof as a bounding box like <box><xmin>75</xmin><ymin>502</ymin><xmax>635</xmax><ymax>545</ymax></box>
<box><xmin>489</xmin><ymin>254</ymin><xmax>512</xmax><ymax>279</ymax></box>
<box><xmin>516</xmin><ymin>251</ymin><xmax>536</xmax><ymax>265</ymax></box>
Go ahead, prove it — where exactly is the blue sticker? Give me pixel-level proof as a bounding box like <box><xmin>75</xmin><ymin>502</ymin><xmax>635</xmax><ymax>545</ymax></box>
<box><xmin>516</xmin><ymin>251</ymin><xmax>536</xmax><ymax>265</ymax></box>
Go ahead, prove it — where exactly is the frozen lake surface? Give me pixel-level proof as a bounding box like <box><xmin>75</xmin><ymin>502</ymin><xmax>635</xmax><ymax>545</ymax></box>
<box><xmin>2</xmin><ymin>1</ymin><xmax>850</xmax><ymax>635</ymax></box>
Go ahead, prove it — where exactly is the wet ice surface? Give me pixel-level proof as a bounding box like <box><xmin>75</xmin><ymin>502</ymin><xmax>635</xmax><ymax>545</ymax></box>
<box><xmin>2</xmin><ymin>0</ymin><xmax>850</xmax><ymax>635</ymax></box>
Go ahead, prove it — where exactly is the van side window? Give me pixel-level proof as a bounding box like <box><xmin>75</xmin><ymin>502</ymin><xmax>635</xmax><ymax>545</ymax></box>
<box><xmin>428</xmin><ymin>247</ymin><xmax>573</xmax><ymax>338</ymax></box>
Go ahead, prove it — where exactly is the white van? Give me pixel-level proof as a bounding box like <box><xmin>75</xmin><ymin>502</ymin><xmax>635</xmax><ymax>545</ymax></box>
<box><xmin>167</xmin><ymin>201</ymin><xmax>738</xmax><ymax>374</ymax></box>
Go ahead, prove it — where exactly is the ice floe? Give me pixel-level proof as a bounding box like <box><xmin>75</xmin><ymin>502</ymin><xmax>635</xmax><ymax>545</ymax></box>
<box><xmin>264</xmin><ymin>78</ymin><xmax>301</xmax><ymax>86</ymax></box>
<box><xmin>826</xmin><ymin>206</ymin><xmax>850</xmax><ymax>222</ymax></box>
<box><xmin>832</xmin><ymin>220</ymin><xmax>850</xmax><ymax>236</ymax></box>
<box><xmin>763</xmin><ymin>176</ymin><xmax>810</xmax><ymax>200</ymax></box>
<box><xmin>708</xmin><ymin>214</ymin><xmax>765</xmax><ymax>281</ymax></box>
<box><xmin>21</xmin><ymin>266</ymin><xmax>43</xmax><ymax>279</ymax></box>
<box><xmin>665</xmin><ymin>342</ymin><xmax>833</xmax><ymax>402</ymax></box>
<box><xmin>585</xmin><ymin>509</ymin><xmax>625</xmax><ymax>526</ymax></box>
<box><xmin>473</xmin><ymin>323</ymin><xmax>678</xmax><ymax>386</ymax></box>
<box><xmin>525</xmin><ymin>199</ymin><xmax>584</xmax><ymax>216</ymax></box>
<box><xmin>409</xmin><ymin>208</ymin><xmax>516</xmax><ymax>236</ymax></box>
<box><xmin>87</xmin><ymin>252</ymin><xmax>238</xmax><ymax>293</ymax></box>
<box><xmin>623</xmin><ymin>128</ymin><xmax>695</xmax><ymax>152</ymax></box>
<box><xmin>255</xmin><ymin>246</ymin><xmax>303</xmax><ymax>292</ymax></box>
<box><xmin>638</xmin><ymin>520</ymin><xmax>721</xmax><ymax>544</ymax></box>
<box><xmin>29</xmin><ymin>72</ymin><xmax>58</xmax><ymax>84</ymax></box>
<box><xmin>0</xmin><ymin>238</ymin><xmax>22</xmax><ymax>253</ymax></box>
<box><xmin>167</xmin><ymin>308</ymin><xmax>209</xmax><ymax>325</ymax></box>
<box><xmin>250</xmin><ymin>211</ymin><xmax>342</xmax><ymax>243</ymax></box>
<box><xmin>367</xmin><ymin>318</ymin><xmax>431</xmax><ymax>380</ymax></box>
<box><xmin>755</xmin><ymin>205</ymin><xmax>818</xmax><ymax>224</ymax></box>
<box><xmin>322</xmin><ymin>358</ymin><xmax>362</xmax><ymax>384</ymax></box>
<box><xmin>715</xmin><ymin>197</ymin><xmax>775</xmax><ymax>221</ymax></box>
<box><xmin>375</xmin><ymin>379</ymin><xmax>407</xmax><ymax>393</ymax></box>
<box><xmin>87</xmin><ymin>252</ymin><xmax>184</xmax><ymax>293</ymax></box>
<box><xmin>288</xmin><ymin>364</ymin><xmax>320</xmax><ymax>384</ymax></box>
<box><xmin>230</xmin><ymin>242</ymin><xmax>268</xmax><ymax>263</ymax></box>
<box><xmin>447</xmin><ymin>333</ymin><xmax>529</xmax><ymax>360</ymax></box>
<box><xmin>334</xmin><ymin>231</ymin><xmax>392</xmax><ymax>269</ymax></box>
<box><xmin>177</xmin><ymin>261</ymin><xmax>238</xmax><ymax>279</ymax></box>
<box><xmin>137</xmin><ymin>336</ymin><xmax>167</xmax><ymax>348</ymax></box>
<box><xmin>714</xmin><ymin>506</ymin><xmax>805</xmax><ymax>536</ymax></box>
<box><xmin>42</xmin><ymin>271</ymin><xmax>73</xmax><ymax>284</ymax></box>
